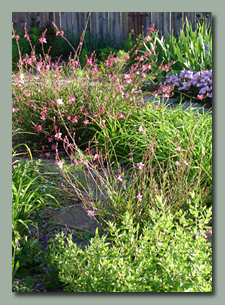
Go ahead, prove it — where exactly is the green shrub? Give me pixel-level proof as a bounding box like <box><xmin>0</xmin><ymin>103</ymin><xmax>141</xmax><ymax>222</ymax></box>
<box><xmin>47</xmin><ymin>205</ymin><xmax>212</xmax><ymax>292</ymax></box>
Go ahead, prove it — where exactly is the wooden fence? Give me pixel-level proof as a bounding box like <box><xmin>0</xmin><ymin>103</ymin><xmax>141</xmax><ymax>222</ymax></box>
<box><xmin>12</xmin><ymin>12</ymin><xmax>212</xmax><ymax>46</ymax></box>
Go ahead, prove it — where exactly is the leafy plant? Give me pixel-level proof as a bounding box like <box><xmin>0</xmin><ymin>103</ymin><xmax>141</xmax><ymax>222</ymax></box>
<box><xmin>47</xmin><ymin>204</ymin><xmax>212</xmax><ymax>292</ymax></box>
<box><xmin>12</xmin><ymin>142</ymin><xmax>62</xmax><ymax>276</ymax></box>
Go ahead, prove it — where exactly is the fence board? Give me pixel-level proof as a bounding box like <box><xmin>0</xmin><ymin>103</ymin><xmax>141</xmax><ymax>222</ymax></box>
<box><xmin>91</xmin><ymin>12</ymin><xmax>97</xmax><ymax>38</ymax></box>
<box><xmin>96</xmin><ymin>12</ymin><xmax>103</xmax><ymax>38</ymax></box>
<box><xmin>115</xmin><ymin>12</ymin><xmax>121</xmax><ymax>46</ymax></box>
<box><xmin>164</xmin><ymin>12</ymin><xmax>170</xmax><ymax>42</ymax></box>
<box><xmin>54</xmin><ymin>12</ymin><xmax>60</xmax><ymax>29</ymax></box>
<box><xmin>109</xmin><ymin>12</ymin><xmax>115</xmax><ymax>41</ymax></box>
<box><xmin>122</xmin><ymin>12</ymin><xmax>127</xmax><ymax>41</ymax></box>
<box><xmin>72</xmin><ymin>12</ymin><xmax>79</xmax><ymax>36</ymax></box>
<box><xmin>66</xmin><ymin>12</ymin><xmax>73</xmax><ymax>38</ymax></box>
<box><xmin>189</xmin><ymin>12</ymin><xmax>196</xmax><ymax>30</ymax></box>
<box><xmin>102</xmin><ymin>12</ymin><xmax>108</xmax><ymax>40</ymax></box>
<box><xmin>176</xmin><ymin>12</ymin><xmax>183</xmax><ymax>35</ymax></box>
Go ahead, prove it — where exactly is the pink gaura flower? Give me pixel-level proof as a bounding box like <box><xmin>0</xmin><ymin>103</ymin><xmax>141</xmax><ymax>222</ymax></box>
<box><xmin>12</xmin><ymin>108</ymin><xmax>17</xmax><ymax>113</ymax></box>
<box><xmin>175</xmin><ymin>147</ymin><xmax>181</xmax><ymax>151</ymax></box>
<box><xmin>86</xmin><ymin>58</ymin><xmax>92</xmax><ymax>65</ymax></box>
<box><xmin>124</xmin><ymin>55</ymin><xmax>129</xmax><ymax>60</ymax></box>
<box><xmin>45</xmin><ymin>152</ymin><xmax>50</xmax><ymax>157</ymax></box>
<box><xmin>139</xmin><ymin>126</ymin><xmax>146</xmax><ymax>134</ymax></box>
<box><xmin>100</xmin><ymin>120</ymin><xmax>106</xmax><ymax>126</ymax></box>
<box><xmin>24</xmin><ymin>90</ymin><xmax>30</xmax><ymax>96</ymax></box>
<box><xmin>83</xmin><ymin>119</ymin><xmax>89</xmax><ymax>125</ymax></box>
<box><xmin>71</xmin><ymin>116</ymin><xmax>78</xmax><ymax>123</ymax></box>
<box><xmin>93</xmin><ymin>154</ymin><xmax>98</xmax><ymax>161</ymax></box>
<box><xmin>51</xmin><ymin>145</ymin><xmax>56</xmax><ymax>150</ymax></box>
<box><xmin>56</xmin><ymin>99</ymin><xmax>63</xmax><ymax>105</ymax></box>
<box><xmin>136</xmin><ymin>194</ymin><xmax>142</xmax><ymax>202</ymax></box>
<box><xmin>55</xmin><ymin>160</ymin><xmax>63</xmax><ymax>169</ymax></box>
<box><xmin>87</xmin><ymin>210</ymin><xmax>96</xmax><ymax>217</ymax></box>
<box><xmin>35</xmin><ymin>125</ymin><xmax>42</xmax><ymax>132</ymax></box>
<box><xmin>197</xmin><ymin>94</ymin><xmax>204</xmax><ymax>100</ymax></box>
<box><xmin>67</xmin><ymin>116</ymin><xmax>71</xmax><ymax>120</ymax></box>
<box><xmin>56</xmin><ymin>30</ymin><xmax>64</xmax><ymax>36</ymax></box>
<box><xmin>84</xmin><ymin>109</ymin><xmax>89</xmax><ymax>116</ymax></box>
<box><xmin>55</xmin><ymin>132</ymin><xmax>62</xmax><ymax>140</ymax></box>
<box><xmin>39</xmin><ymin>37</ymin><xmax>47</xmax><ymax>44</ymax></box>
<box><xmin>183</xmin><ymin>160</ymin><xmax>189</xmax><ymax>166</ymax></box>
<box><xmin>137</xmin><ymin>162</ymin><xmax>144</xmax><ymax>170</ymax></box>
<box><xmin>154</xmin><ymin>105</ymin><xmax>159</xmax><ymax>110</ymax></box>
<box><xmin>115</xmin><ymin>175</ymin><xmax>123</xmax><ymax>182</ymax></box>
<box><xmin>175</xmin><ymin>161</ymin><xmax>180</xmax><ymax>165</ymax></box>
<box><xmin>40</xmin><ymin>115</ymin><xmax>46</xmax><ymax>120</ymax></box>
<box><xmin>47</xmin><ymin>137</ymin><xmax>52</xmax><ymax>142</ymax></box>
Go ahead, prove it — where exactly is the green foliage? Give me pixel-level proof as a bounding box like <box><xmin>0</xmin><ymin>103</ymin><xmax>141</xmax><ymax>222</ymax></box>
<box><xmin>138</xmin><ymin>19</ymin><xmax>212</xmax><ymax>85</ymax></box>
<box><xmin>47</xmin><ymin>206</ymin><xmax>212</xmax><ymax>292</ymax></box>
<box><xmin>12</xmin><ymin>143</ymin><xmax>62</xmax><ymax>276</ymax></box>
<box><xmin>12</xmin><ymin>278</ymin><xmax>33</xmax><ymax>292</ymax></box>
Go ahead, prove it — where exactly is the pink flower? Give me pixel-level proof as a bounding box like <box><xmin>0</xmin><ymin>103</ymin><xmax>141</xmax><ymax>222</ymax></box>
<box><xmin>154</xmin><ymin>105</ymin><xmax>159</xmax><ymax>110</ymax></box>
<box><xmin>100</xmin><ymin>120</ymin><xmax>106</xmax><ymax>126</ymax></box>
<box><xmin>51</xmin><ymin>145</ymin><xmax>56</xmax><ymax>150</ymax></box>
<box><xmin>197</xmin><ymin>94</ymin><xmax>204</xmax><ymax>100</ymax></box>
<box><xmin>55</xmin><ymin>132</ymin><xmax>62</xmax><ymax>140</ymax></box>
<box><xmin>40</xmin><ymin>115</ymin><xmax>46</xmax><ymax>120</ymax></box>
<box><xmin>45</xmin><ymin>152</ymin><xmax>50</xmax><ymax>157</ymax></box>
<box><xmin>55</xmin><ymin>160</ymin><xmax>63</xmax><ymax>169</ymax></box>
<box><xmin>56</xmin><ymin>30</ymin><xmax>64</xmax><ymax>36</ymax></box>
<box><xmin>183</xmin><ymin>160</ymin><xmax>189</xmax><ymax>166</ymax></box>
<box><xmin>24</xmin><ymin>90</ymin><xmax>30</xmax><ymax>96</ymax></box>
<box><xmin>139</xmin><ymin>126</ymin><xmax>146</xmax><ymax>134</ymax></box>
<box><xmin>175</xmin><ymin>161</ymin><xmax>180</xmax><ymax>165</ymax></box>
<box><xmin>71</xmin><ymin>116</ymin><xmax>78</xmax><ymax>123</ymax></box>
<box><xmin>124</xmin><ymin>55</ymin><xmax>129</xmax><ymax>60</ymax></box>
<box><xmin>56</xmin><ymin>99</ymin><xmax>63</xmax><ymax>105</ymax></box>
<box><xmin>115</xmin><ymin>175</ymin><xmax>123</xmax><ymax>182</ymax></box>
<box><xmin>83</xmin><ymin>119</ymin><xmax>89</xmax><ymax>125</ymax></box>
<box><xmin>93</xmin><ymin>154</ymin><xmax>98</xmax><ymax>161</ymax></box>
<box><xmin>137</xmin><ymin>162</ymin><xmax>144</xmax><ymax>170</ymax></box>
<box><xmin>37</xmin><ymin>125</ymin><xmax>42</xmax><ymax>132</ymax></box>
<box><xmin>136</xmin><ymin>194</ymin><xmax>142</xmax><ymax>202</ymax></box>
<box><xmin>87</xmin><ymin>210</ymin><xmax>96</xmax><ymax>217</ymax></box>
<box><xmin>67</xmin><ymin>116</ymin><xmax>71</xmax><ymax>120</ymax></box>
<box><xmin>47</xmin><ymin>137</ymin><xmax>52</xmax><ymax>142</ymax></box>
<box><xmin>175</xmin><ymin>147</ymin><xmax>181</xmax><ymax>151</ymax></box>
<box><xmin>39</xmin><ymin>37</ymin><xmax>47</xmax><ymax>44</ymax></box>
<box><xmin>12</xmin><ymin>108</ymin><xmax>17</xmax><ymax>113</ymax></box>
<box><xmin>84</xmin><ymin>109</ymin><xmax>89</xmax><ymax>116</ymax></box>
<box><xmin>86</xmin><ymin>58</ymin><xmax>92</xmax><ymax>65</ymax></box>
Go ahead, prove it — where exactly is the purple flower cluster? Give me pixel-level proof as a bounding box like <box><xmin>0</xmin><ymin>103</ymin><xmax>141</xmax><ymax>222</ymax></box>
<box><xmin>160</xmin><ymin>69</ymin><xmax>212</xmax><ymax>99</ymax></box>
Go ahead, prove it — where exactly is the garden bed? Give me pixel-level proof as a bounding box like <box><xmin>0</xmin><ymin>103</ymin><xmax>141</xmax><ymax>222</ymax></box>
<box><xmin>12</xmin><ymin>18</ymin><xmax>212</xmax><ymax>292</ymax></box>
